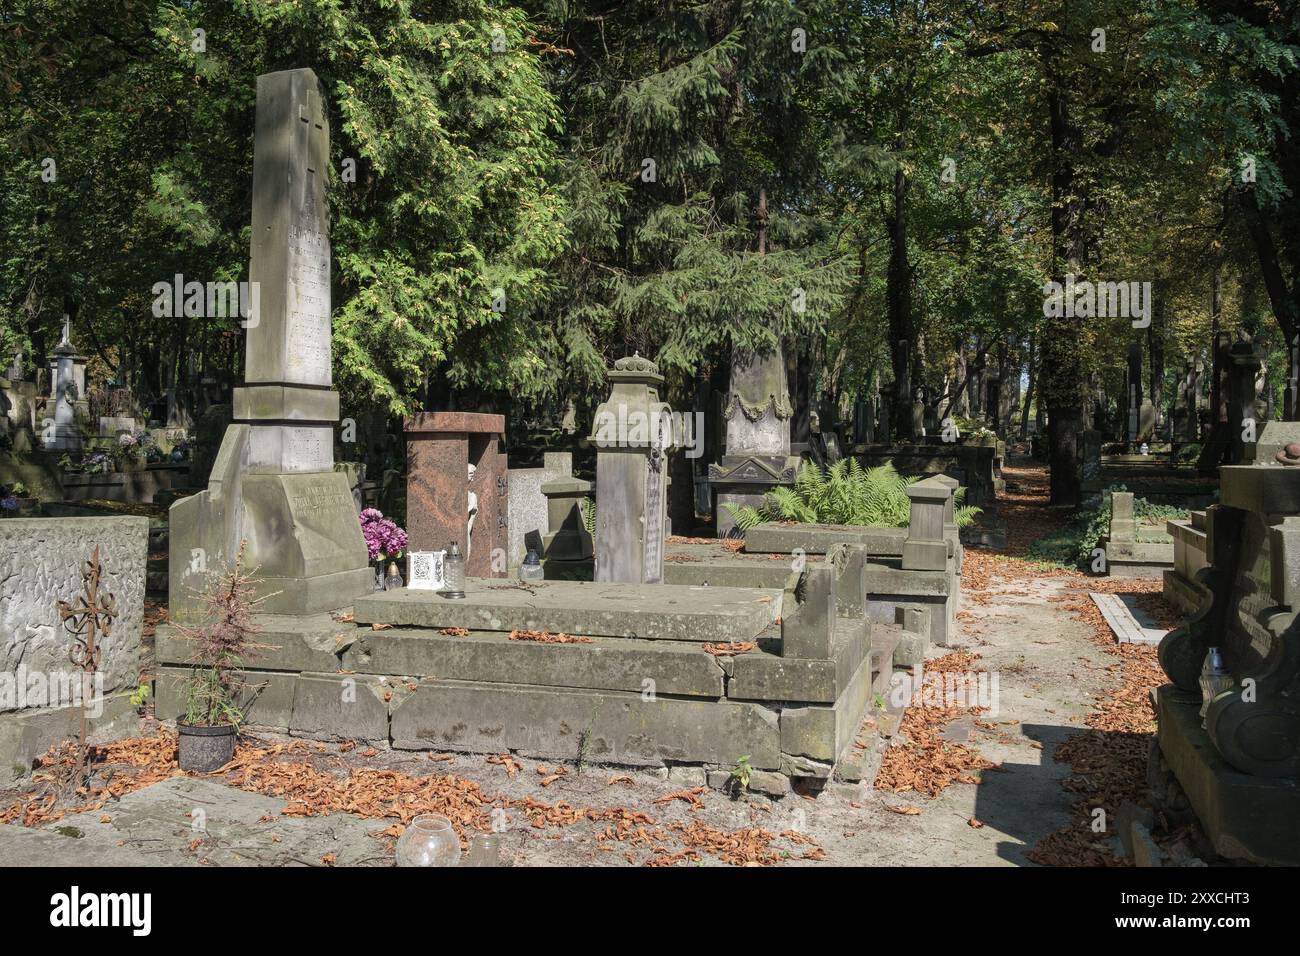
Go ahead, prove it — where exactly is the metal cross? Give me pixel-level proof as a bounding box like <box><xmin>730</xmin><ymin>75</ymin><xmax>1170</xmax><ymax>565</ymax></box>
<box><xmin>57</xmin><ymin>546</ymin><xmax>117</xmax><ymax>783</ymax></box>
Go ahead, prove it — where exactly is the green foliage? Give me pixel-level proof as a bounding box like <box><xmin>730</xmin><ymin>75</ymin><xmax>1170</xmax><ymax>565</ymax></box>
<box><xmin>1</xmin><ymin>0</ymin><xmax>567</xmax><ymax>417</ymax></box>
<box><xmin>1027</xmin><ymin>485</ymin><xmax>1194</xmax><ymax>567</ymax></box>
<box><xmin>723</xmin><ymin>460</ymin><xmax>979</xmax><ymax>531</ymax></box>
<box><xmin>730</xmin><ymin>755</ymin><xmax>753</xmax><ymax>790</ymax></box>
<box><xmin>128</xmin><ymin>682</ymin><xmax>150</xmax><ymax>708</ymax></box>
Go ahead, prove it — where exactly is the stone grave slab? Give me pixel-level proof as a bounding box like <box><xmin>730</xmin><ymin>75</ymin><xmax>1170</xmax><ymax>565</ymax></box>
<box><xmin>352</xmin><ymin>579</ymin><xmax>782</xmax><ymax>643</ymax></box>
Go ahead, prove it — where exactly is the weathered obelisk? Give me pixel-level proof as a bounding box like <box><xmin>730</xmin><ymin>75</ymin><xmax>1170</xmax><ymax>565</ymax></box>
<box><xmin>169</xmin><ymin>69</ymin><xmax>370</xmax><ymax>621</ymax></box>
<box><xmin>710</xmin><ymin>190</ymin><xmax>800</xmax><ymax>536</ymax></box>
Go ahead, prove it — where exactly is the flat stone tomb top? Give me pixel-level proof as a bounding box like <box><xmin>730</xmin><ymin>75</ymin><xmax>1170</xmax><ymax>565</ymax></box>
<box><xmin>353</xmin><ymin>579</ymin><xmax>783</xmax><ymax>643</ymax></box>
<box><xmin>741</xmin><ymin>521</ymin><xmax>907</xmax><ymax>556</ymax></box>
<box><xmin>406</xmin><ymin>411</ymin><xmax>505</xmax><ymax>434</ymax></box>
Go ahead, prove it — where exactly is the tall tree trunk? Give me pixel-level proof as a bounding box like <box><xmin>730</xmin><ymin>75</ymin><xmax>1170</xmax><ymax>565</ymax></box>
<box><xmin>1148</xmin><ymin>281</ymin><xmax>1167</xmax><ymax>435</ymax></box>
<box><xmin>1020</xmin><ymin>335</ymin><xmax>1036</xmax><ymax>440</ymax></box>
<box><xmin>1043</xmin><ymin>69</ymin><xmax>1087</xmax><ymax>506</ymax></box>
<box><xmin>885</xmin><ymin>162</ymin><xmax>914</xmax><ymax>439</ymax></box>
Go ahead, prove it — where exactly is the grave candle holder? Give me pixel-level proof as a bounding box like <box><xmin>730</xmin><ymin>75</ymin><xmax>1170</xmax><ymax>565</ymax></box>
<box><xmin>442</xmin><ymin>541</ymin><xmax>466</xmax><ymax>598</ymax></box>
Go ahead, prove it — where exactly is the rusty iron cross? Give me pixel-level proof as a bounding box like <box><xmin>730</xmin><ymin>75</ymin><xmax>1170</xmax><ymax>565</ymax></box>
<box><xmin>58</xmin><ymin>545</ymin><xmax>117</xmax><ymax>674</ymax></box>
<box><xmin>57</xmin><ymin>546</ymin><xmax>117</xmax><ymax>784</ymax></box>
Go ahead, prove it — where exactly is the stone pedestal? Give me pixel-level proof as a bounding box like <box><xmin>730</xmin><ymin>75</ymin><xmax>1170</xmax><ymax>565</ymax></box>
<box><xmin>901</xmin><ymin>478</ymin><xmax>950</xmax><ymax>572</ymax></box>
<box><xmin>592</xmin><ymin>355</ymin><xmax>673</xmax><ymax>583</ymax></box>
<box><xmin>43</xmin><ymin>332</ymin><xmax>83</xmax><ymax>451</ymax></box>
<box><xmin>169</xmin><ymin>69</ymin><xmax>370</xmax><ymax>621</ymax></box>
<box><xmin>405</xmin><ymin>412</ymin><xmax>507</xmax><ymax>577</ymax></box>
<box><xmin>541</xmin><ymin>475</ymin><xmax>594</xmax><ymax>579</ymax></box>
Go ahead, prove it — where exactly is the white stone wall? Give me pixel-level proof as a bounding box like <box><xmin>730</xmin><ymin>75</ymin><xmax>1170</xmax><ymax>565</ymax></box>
<box><xmin>507</xmin><ymin>452</ymin><xmax>572</xmax><ymax>568</ymax></box>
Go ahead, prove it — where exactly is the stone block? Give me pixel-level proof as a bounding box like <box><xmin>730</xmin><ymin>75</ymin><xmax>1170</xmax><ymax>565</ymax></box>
<box><xmin>667</xmin><ymin>765</ymin><xmax>709</xmax><ymax>788</ymax></box>
<box><xmin>0</xmin><ymin>517</ymin><xmax>148</xmax><ymax>704</ymax></box>
<box><xmin>0</xmin><ymin>692</ymin><xmax>137</xmax><ymax>786</ymax></box>
<box><xmin>1131</xmin><ymin>821</ymin><xmax>1167</xmax><ymax>867</ymax></box>
<box><xmin>155</xmin><ymin>665</ymin><xmax>298</xmax><ymax>731</ymax></box>
<box><xmin>354</xmin><ymin>579</ymin><xmax>781</xmax><ymax>643</ymax></box>
<box><xmin>778</xmin><ymin>639</ymin><xmax>875</xmax><ymax>764</ymax></box>
<box><xmin>780</xmin><ymin>564</ymin><xmax>836</xmax><ymax>659</ymax></box>
<box><xmin>1117</xmin><ymin>800</ymin><xmax>1154</xmax><ymax>858</ymax></box>
<box><xmin>390</xmin><ymin>679</ymin><xmax>781</xmax><ymax>769</ymax></box>
<box><xmin>343</xmin><ymin>628</ymin><xmax>724</xmax><ymax>697</ymax></box>
<box><xmin>747</xmin><ymin>769</ymin><xmax>792</xmax><ymax>797</ymax></box>
<box><xmin>289</xmin><ymin>672</ymin><xmax>392</xmax><ymax>743</ymax></box>
<box><xmin>743</xmin><ymin>522</ymin><xmax>907</xmax><ymax>557</ymax></box>
<box><xmin>730</xmin><ymin>618</ymin><xmax>869</xmax><ymax>703</ymax></box>
<box><xmin>155</xmin><ymin>614</ymin><xmax>353</xmax><ymax>672</ymax></box>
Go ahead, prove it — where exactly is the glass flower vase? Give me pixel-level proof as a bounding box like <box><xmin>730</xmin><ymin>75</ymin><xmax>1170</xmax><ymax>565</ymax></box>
<box><xmin>395</xmin><ymin>814</ymin><xmax>461</xmax><ymax>867</ymax></box>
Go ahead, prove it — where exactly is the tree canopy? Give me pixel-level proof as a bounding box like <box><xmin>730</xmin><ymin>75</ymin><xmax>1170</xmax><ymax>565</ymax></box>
<box><xmin>3</xmin><ymin>0</ymin><xmax>1298</xmax><ymax>500</ymax></box>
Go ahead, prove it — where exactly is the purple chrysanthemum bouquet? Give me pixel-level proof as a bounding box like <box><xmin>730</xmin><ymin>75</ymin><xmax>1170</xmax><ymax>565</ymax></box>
<box><xmin>359</xmin><ymin>508</ymin><xmax>408</xmax><ymax>561</ymax></box>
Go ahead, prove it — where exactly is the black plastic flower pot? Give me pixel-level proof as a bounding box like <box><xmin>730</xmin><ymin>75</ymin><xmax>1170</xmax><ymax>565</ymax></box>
<box><xmin>177</xmin><ymin>722</ymin><xmax>237</xmax><ymax>773</ymax></box>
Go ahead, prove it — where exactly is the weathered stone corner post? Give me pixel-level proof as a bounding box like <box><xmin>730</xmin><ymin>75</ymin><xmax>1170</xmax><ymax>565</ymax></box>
<box><xmin>901</xmin><ymin>477</ymin><xmax>950</xmax><ymax>572</ymax></box>
<box><xmin>590</xmin><ymin>354</ymin><xmax>675</xmax><ymax>583</ymax></box>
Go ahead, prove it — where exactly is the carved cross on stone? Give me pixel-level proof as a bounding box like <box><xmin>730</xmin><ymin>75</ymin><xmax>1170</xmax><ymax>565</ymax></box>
<box><xmin>299</xmin><ymin>88</ymin><xmax>325</xmax><ymax>176</ymax></box>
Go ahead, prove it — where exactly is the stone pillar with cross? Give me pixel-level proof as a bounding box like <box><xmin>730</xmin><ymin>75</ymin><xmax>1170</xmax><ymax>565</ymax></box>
<box><xmin>169</xmin><ymin>69</ymin><xmax>370</xmax><ymax>621</ymax></box>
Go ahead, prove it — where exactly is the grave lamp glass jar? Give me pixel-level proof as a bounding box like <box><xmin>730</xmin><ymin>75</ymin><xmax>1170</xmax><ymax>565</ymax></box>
<box><xmin>442</xmin><ymin>541</ymin><xmax>466</xmax><ymax>599</ymax></box>
<box><xmin>519</xmin><ymin>549</ymin><xmax>545</xmax><ymax>583</ymax></box>
<box><xmin>384</xmin><ymin>560</ymin><xmax>404</xmax><ymax>590</ymax></box>
<box><xmin>1199</xmin><ymin>646</ymin><xmax>1233</xmax><ymax>726</ymax></box>
<box><xmin>395</xmin><ymin>814</ymin><xmax>461</xmax><ymax>867</ymax></box>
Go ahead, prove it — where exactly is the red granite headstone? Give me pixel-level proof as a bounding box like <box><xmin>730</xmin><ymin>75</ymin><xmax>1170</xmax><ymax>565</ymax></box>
<box><xmin>405</xmin><ymin>412</ymin><xmax>507</xmax><ymax>577</ymax></box>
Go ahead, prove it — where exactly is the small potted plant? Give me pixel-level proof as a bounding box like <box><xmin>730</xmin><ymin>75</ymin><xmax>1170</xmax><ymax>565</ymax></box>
<box><xmin>359</xmin><ymin>507</ymin><xmax>408</xmax><ymax>589</ymax></box>
<box><xmin>174</xmin><ymin>541</ymin><xmax>266</xmax><ymax>772</ymax></box>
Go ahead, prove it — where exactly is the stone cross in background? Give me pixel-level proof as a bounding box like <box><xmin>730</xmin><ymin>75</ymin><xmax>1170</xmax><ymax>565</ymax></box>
<box><xmin>43</xmin><ymin>314</ymin><xmax>82</xmax><ymax>450</ymax></box>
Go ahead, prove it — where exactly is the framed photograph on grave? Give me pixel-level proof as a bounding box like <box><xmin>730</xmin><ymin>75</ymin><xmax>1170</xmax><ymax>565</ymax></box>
<box><xmin>407</xmin><ymin>550</ymin><xmax>446</xmax><ymax>591</ymax></box>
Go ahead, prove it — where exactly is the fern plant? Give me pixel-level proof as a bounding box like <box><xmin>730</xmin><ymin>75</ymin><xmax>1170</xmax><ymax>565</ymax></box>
<box><xmin>723</xmin><ymin>460</ymin><xmax>980</xmax><ymax>531</ymax></box>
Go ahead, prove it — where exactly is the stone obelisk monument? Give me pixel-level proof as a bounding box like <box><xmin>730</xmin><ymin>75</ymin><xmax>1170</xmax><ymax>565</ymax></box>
<box><xmin>710</xmin><ymin>190</ymin><xmax>800</xmax><ymax>536</ymax></box>
<box><xmin>170</xmin><ymin>69</ymin><xmax>370</xmax><ymax>621</ymax></box>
